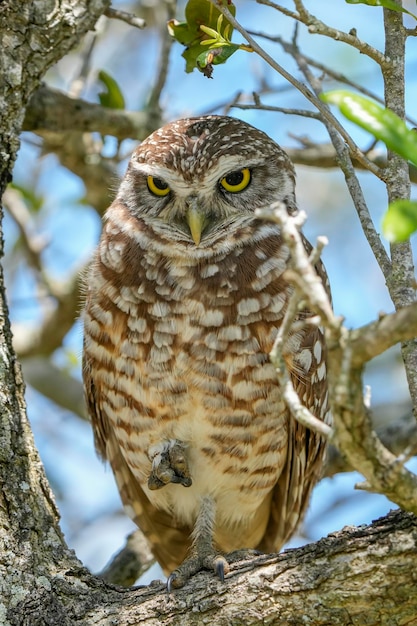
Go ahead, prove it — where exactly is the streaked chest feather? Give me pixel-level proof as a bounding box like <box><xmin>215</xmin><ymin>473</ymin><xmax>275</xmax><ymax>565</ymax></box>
<box><xmin>84</xmin><ymin>226</ymin><xmax>295</xmax><ymax>524</ymax></box>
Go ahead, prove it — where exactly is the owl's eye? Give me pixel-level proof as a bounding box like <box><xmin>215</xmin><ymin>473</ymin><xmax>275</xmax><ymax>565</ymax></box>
<box><xmin>220</xmin><ymin>168</ymin><xmax>251</xmax><ymax>193</ymax></box>
<box><xmin>147</xmin><ymin>175</ymin><xmax>170</xmax><ymax>197</ymax></box>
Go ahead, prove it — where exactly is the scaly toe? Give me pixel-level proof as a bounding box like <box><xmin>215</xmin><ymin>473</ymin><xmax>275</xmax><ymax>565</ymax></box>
<box><xmin>166</xmin><ymin>553</ymin><xmax>230</xmax><ymax>591</ymax></box>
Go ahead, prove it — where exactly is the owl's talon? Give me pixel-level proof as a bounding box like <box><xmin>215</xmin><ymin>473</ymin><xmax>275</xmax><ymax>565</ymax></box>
<box><xmin>166</xmin><ymin>553</ymin><xmax>230</xmax><ymax>590</ymax></box>
<box><xmin>166</xmin><ymin>572</ymin><xmax>178</xmax><ymax>593</ymax></box>
<box><xmin>214</xmin><ymin>556</ymin><xmax>228</xmax><ymax>583</ymax></box>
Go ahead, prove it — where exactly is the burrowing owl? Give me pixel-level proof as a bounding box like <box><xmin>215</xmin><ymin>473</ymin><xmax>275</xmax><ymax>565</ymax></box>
<box><xmin>82</xmin><ymin>115</ymin><xmax>330</xmax><ymax>588</ymax></box>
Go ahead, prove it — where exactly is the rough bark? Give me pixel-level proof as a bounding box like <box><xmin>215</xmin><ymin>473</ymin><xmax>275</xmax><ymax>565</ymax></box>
<box><xmin>4</xmin><ymin>510</ymin><xmax>417</xmax><ymax>626</ymax></box>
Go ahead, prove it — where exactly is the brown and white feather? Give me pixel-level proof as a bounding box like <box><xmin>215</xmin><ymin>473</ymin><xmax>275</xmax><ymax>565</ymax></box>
<box><xmin>82</xmin><ymin>116</ymin><xmax>331</xmax><ymax>575</ymax></box>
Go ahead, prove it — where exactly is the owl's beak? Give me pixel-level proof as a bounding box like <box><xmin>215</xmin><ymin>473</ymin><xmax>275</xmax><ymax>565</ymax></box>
<box><xmin>185</xmin><ymin>203</ymin><xmax>207</xmax><ymax>246</ymax></box>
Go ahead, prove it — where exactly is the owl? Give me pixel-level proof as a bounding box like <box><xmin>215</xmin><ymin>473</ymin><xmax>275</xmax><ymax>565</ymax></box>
<box><xmin>82</xmin><ymin>115</ymin><xmax>330</xmax><ymax>589</ymax></box>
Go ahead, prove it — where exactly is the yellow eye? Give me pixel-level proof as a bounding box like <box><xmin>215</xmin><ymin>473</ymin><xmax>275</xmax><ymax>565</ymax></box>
<box><xmin>147</xmin><ymin>175</ymin><xmax>170</xmax><ymax>197</ymax></box>
<box><xmin>220</xmin><ymin>168</ymin><xmax>251</xmax><ymax>193</ymax></box>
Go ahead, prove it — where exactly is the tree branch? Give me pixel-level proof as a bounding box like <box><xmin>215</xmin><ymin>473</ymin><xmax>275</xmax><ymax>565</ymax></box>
<box><xmin>104</xmin><ymin>7</ymin><xmax>146</xmax><ymax>29</ymax></box>
<box><xmin>22</xmin><ymin>86</ymin><xmax>417</xmax><ymax>184</ymax></box>
<box><xmin>12</xmin><ymin>269</ymin><xmax>83</xmax><ymax>359</ymax></box>
<box><xmin>382</xmin><ymin>4</ymin><xmax>417</xmax><ymax>417</ymax></box>
<box><xmin>99</xmin><ymin>530</ymin><xmax>155</xmax><ymax>587</ymax></box>
<box><xmin>24</xmin><ymin>84</ymin><xmax>157</xmax><ymax>140</ymax></box>
<box><xmin>259</xmin><ymin>0</ymin><xmax>389</xmax><ymax>68</ymax></box>
<box><xmin>7</xmin><ymin>510</ymin><xmax>417</xmax><ymax>625</ymax></box>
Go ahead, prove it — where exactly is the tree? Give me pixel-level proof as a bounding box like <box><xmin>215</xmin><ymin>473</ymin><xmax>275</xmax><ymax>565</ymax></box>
<box><xmin>1</xmin><ymin>1</ymin><xmax>417</xmax><ymax>624</ymax></box>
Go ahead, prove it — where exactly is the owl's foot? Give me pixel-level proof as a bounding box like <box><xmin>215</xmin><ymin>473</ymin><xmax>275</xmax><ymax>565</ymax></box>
<box><xmin>148</xmin><ymin>440</ymin><xmax>192</xmax><ymax>490</ymax></box>
<box><xmin>166</xmin><ymin>548</ymin><xmax>260</xmax><ymax>590</ymax></box>
<box><xmin>167</xmin><ymin>552</ymin><xmax>229</xmax><ymax>591</ymax></box>
<box><xmin>166</xmin><ymin>495</ymin><xmax>232</xmax><ymax>590</ymax></box>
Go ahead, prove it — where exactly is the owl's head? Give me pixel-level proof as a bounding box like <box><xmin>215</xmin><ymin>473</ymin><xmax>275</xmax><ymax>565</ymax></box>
<box><xmin>116</xmin><ymin>116</ymin><xmax>296</xmax><ymax>249</ymax></box>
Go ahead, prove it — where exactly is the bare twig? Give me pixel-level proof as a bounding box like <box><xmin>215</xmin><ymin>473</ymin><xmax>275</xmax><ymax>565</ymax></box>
<box><xmin>258</xmin><ymin>201</ymin><xmax>417</xmax><ymax>513</ymax></box>
<box><xmin>282</xmin><ymin>376</ymin><xmax>333</xmax><ymax>438</ymax></box>
<box><xmin>258</xmin><ymin>0</ymin><xmax>389</xmax><ymax>68</ymax></box>
<box><xmin>288</xmin><ymin>37</ymin><xmax>392</xmax><ymax>279</ymax></box>
<box><xmin>3</xmin><ymin>187</ymin><xmax>47</xmax><ymax>274</ymax></box>
<box><xmin>248</xmin><ymin>28</ymin><xmax>417</xmax><ymax>128</ymax></box>
<box><xmin>146</xmin><ymin>1</ymin><xmax>176</xmax><ymax>117</ymax></box>
<box><xmin>210</xmin><ymin>0</ymin><xmax>384</xmax><ymax>179</ymax></box>
<box><xmin>232</xmin><ymin>100</ymin><xmax>321</xmax><ymax>120</ymax></box>
<box><xmin>256</xmin><ymin>202</ymin><xmax>335</xmax><ymax>328</ymax></box>
<box><xmin>104</xmin><ymin>7</ymin><xmax>146</xmax><ymax>29</ymax></box>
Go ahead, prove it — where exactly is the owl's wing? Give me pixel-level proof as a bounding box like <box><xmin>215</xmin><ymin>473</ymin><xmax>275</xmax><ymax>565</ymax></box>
<box><xmin>258</xmin><ymin>255</ymin><xmax>331</xmax><ymax>553</ymax></box>
<box><xmin>83</xmin><ymin>353</ymin><xmax>191</xmax><ymax>575</ymax></box>
<box><xmin>258</xmin><ymin>321</ymin><xmax>329</xmax><ymax>553</ymax></box>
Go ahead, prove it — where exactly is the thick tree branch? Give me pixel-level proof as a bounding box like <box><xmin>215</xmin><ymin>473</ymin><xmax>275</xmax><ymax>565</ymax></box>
<box><xmin>7</xmin><ymin>510</ymin><xmax>417</xmax><ymax>625</ymax></box>
<box><xmin>24</xmin><ymin>86</ymin><xmax>417</xmax><ymax>185</ymax></box>
<box><xmin>24</xmin><ymin>84</ymin><xmax>157</xmax><ymax>140</ymax></box>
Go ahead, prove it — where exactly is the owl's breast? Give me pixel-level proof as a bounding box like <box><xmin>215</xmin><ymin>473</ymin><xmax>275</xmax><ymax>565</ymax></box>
<box><xmin>84</xmin><ymin>224</ymin><xmax>293</xmax><ymax>531</ymax></box>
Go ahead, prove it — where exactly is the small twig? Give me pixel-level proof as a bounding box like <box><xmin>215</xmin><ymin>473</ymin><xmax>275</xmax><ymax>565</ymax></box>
<box><xmin>146</xmin><ymin>1</ymin><xmax>176</xmax><ymax>115</ymax></box>
<box><xmin>288</xmin><ymin>30</ymin><xmax>392</xmax><ymax>280</ymax></box>
<box><xmin>104</xmin><ymin>7</ymin><xmax>146</xmax><ymax>29</ymax></box>
<box><xmin>259</xmin><ymin>202</ymin><xmax>334</xmax><ymax>438</ymax></box>
<box><xmin>255</xmin><ymin>202</ymin><xmax>336</xmax><ymax>329</ymax></box>
<box><xmin>68</xmin><ymin>32</ymin><xmax>97</xmax><ymax>98</ymax></box>
<box><xmin>248</xmin><ymin>28</ymin><xmax>417</xmax><ymax>128</ymax></box>
<box><xmin>210</xmin><ymin>0</ymin><xmax>383</xmax><ymax>180</ymax></box>
<box><xmin>231</xmin><ymin>101</ymin><xmax>321</xmax><ymax>119</ymax></box>
<box><xmin>258</xmin><ymin>0</ymin><xmax>389</xmax><ymax>68</ymax></box>
<box><xmin>282</xmin><ymin>378</ymin><xmax>333</xmax><ymax>438</ymax></box>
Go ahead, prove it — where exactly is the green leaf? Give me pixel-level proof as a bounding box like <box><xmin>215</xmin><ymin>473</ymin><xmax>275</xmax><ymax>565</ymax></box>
<box><xmin>345</xmin><ymin>0</ymin><xmax>417</xmax><ymax>20</ymax></box>
<box><xmin>382</xmin><ymin>200</ymin><xmax>417</xmax><ymax>242</ymax></box>
<box><xmin>97</xmin><ymin>70</ymin><xmax>125</xmax><ymax>109</ymax></box>
<box><xmin>168</xmin><ymin>0</ymin><xmax>248</xmax><ymax>75</ymax></box>
<box><xmin>321</xmin><ymin>90</ymin><xmax>417</xmax><ymax>166</ymax></box>
<box><xmin>196</xmin><ymin>44</ymin><xmax>242</xmax><ymax>78</ymax></box>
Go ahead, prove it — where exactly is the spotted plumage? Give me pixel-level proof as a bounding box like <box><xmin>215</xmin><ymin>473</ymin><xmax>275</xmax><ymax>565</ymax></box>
<box><xmin>82</xmin><ymin>115</ymin><xmax>331</xmax><ymax>587</ymax></box>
